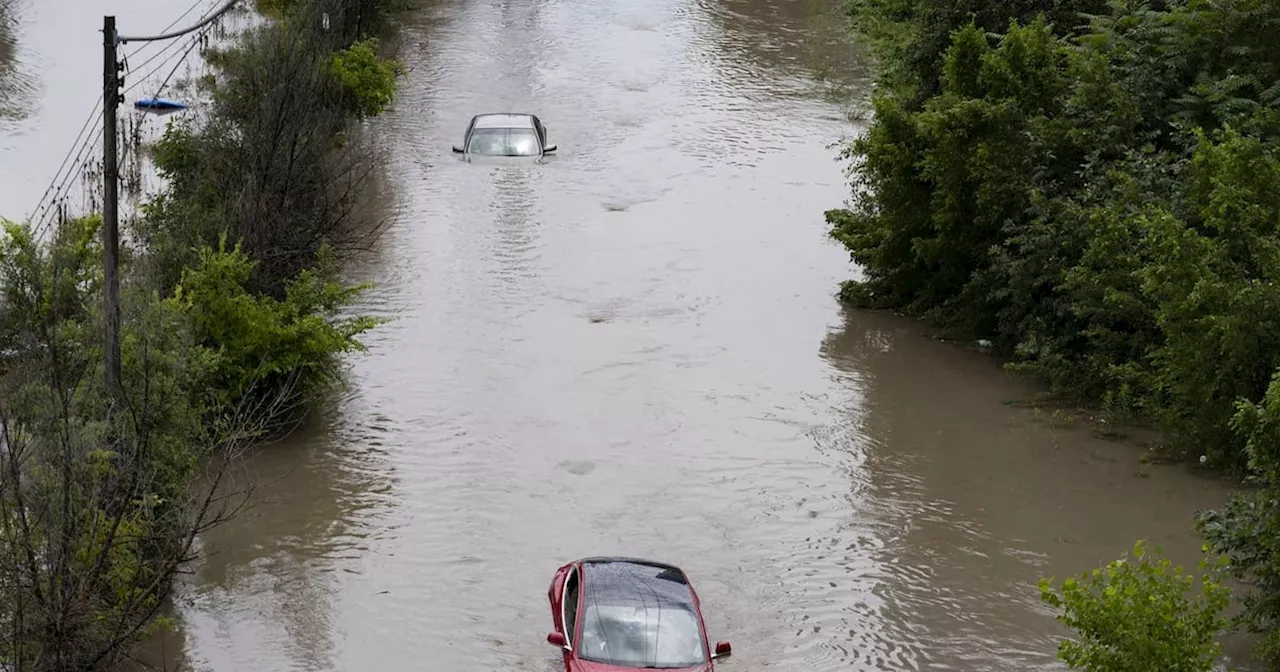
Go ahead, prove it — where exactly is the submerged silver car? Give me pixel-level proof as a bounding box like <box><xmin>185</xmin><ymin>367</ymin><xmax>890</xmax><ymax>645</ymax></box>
<box><xmin>452</xmin><ymin>113</ymin><xmax>558</xmax><ymax>159</ymax></box>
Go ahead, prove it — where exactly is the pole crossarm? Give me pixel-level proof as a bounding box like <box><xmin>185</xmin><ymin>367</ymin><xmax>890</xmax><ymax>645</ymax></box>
<box><xmin>116</xmin><ymin>0</ymin><xmax>242</xmax><ymax>44</ymax></box>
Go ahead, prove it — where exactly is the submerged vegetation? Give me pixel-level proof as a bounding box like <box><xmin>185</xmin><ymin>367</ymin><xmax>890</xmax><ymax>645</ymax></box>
<box><xmin>0</xmin><ymin>0</ymin><xmax>403</xmax><ymax>667</ymax></box>
<box><xmin>830</xmin><ymin>0</ymin><xmax>1280</xmax><ymax>666</ymax></box>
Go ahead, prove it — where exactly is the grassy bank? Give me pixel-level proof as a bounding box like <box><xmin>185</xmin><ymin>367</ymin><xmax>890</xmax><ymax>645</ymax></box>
<box><xmin>825</xmin><ymin>0</ymin><xmax>1280</xmax><ymax>666</ymax></box>
<box><xmin>0</xmin><ymin>0</ymin><xmax>404</xmax><ymax>667</ymax></box>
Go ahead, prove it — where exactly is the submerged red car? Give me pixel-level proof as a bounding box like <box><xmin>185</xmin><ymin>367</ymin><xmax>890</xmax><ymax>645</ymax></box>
<box><xmin>546</xmin><ymin>557</ymin><xmax>732</xmax><ymax>671</ymax></box>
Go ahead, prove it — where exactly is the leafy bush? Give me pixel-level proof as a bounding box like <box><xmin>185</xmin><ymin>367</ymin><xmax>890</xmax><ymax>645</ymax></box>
<box><xmin>1039</xmin><ymin>540</ymin><xmax>1231</xmax><ymax>672</ymax></box>
<box><xmin>833</xmin><ymin>0</ymin><xmax>1280</xmax><ymax>661</ymax></box>
<box><xmin>163</xmin><ymin>235</ymin><xmax>383</xmax><ymax>432</ymax></box>
<box><xmin>829</xmin><ymin>0</ymin><xmax>1280</xmax><ymax>467</ymax></box>
<box><xmin>1199</xmin><ymin>371</ymin><xmax>1280</xmax><ymax>665</ymax></box>
<box><xmin>141</xmin><ymin>4</ymin><xmax>398</xmax><ymax>300</ymax></box>
<box><xmin>328</xmin><ymin>37</ymin><xmax>399</xmax><ymax>120</ymax></box>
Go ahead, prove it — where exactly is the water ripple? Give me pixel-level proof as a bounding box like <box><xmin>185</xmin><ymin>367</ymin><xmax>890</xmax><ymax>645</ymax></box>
<box><xmin>144</xmin><ymin>0</ymin><xmax>1259</xmax><ymax>671</ymax></box>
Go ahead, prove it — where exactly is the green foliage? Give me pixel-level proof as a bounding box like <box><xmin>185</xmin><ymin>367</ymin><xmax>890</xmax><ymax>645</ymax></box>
<box><xmin>835</xmin><ymin>0</ymin><xmax>1280</xmax><ymax>662</ymax></box>
<box><xmin>0</xmin><ymin>0</ymin><xmax>401</xmax><ymax>665</ymax></box>
<box><xmin>830</xmin><ymin>0</ymin><xmax>1280</xmax><ymax>465</ymax></box>
<box><xmin>254</xmin><ymin>0</ymin><xmax>409</xmax><ymax>42</ymax></box>
<box><xmin>138</xmin><ymin>0</ymin><xmax>396</xmax><ymax>426</ymax></box>
<box><xmin>0</xmin><ymin>218</ymin><xmax>223</xmax><ymax>670</ymax></box>
<box><xmin>1199</xmin><ymin>372</ymin><xmax>1280</xmax><ymax>665</ymax></box>
<box><xmin>844</xmin><ymin>0</ymin><xmax>1105</xmax><ymax>103</ymax></box>
<box><xmin>1039</xmin><ymin>540</ymin><xmax>1232</xmax><ymax>672</ymax></box>
<box><xmin>328</xmin><ymin>37</ymin><xmax>399</xmax><ymax>120</ymax></box>
<box><xmin>163</xmin><ymin>235</ymin><xmax>383</xmax><ymax>428</ymax></box>
<box><xmin>141</xmin><ymin>0</ymin><xmax>402</xmax><ymax>299</ymax></box>
<box><xmin>830</xmin><ymin>16</ymin><xmax>1074</xmax><ymax>332</ymax></box>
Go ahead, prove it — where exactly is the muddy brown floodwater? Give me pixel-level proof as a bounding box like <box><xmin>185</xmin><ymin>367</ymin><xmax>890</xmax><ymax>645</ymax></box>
<box><xmin>0</xmin><ymin>0</ymin><xmax>1260</xmax><ymax>670</ymax></box>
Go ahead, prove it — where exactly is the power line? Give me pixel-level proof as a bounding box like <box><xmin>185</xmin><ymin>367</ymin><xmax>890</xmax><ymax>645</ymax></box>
<box><xmin>121</xmin><ymin>0</ymin><xmax>215</xmax><ymax>62</ymax></box>
<box><xmin>27</xmin><ymin>0</ymin><xmax>241</xmax><ymax>244</ymax></box>
<box><xmin>28</xmin><ymin>2</ymin><xmax>229</xmax><ymax>234</ymax></box>
<box><xmin>118</xmin><ymin>0</ymin><xmax>242</xmax><ymax>43</ymax></box>
<box><xmin>29</xmin><ymin>102</ymin><xmax>109</xmax><ymax>235</ymax></box>
<box><xmin>27</xmin><ymin>3</ymin><xmax>216</xmax><ymax>228</ymax></box>
<box><xmin>34</xmin><ymin>130</ymin><xmax>102</xmax><ymax>226</ymax></box>
<box><xmin>32</xmin><ymin>132</ymin><xmax>103</xmax><ymax>242</ymax></box>
<box><xmin>118</xmin><ymin>0</ymin><xmax>224</xmax><ymax>88</ymax></box>
<box><xmin>120</xmin><ymin>33</ymin><xmax>192</xmax><ymax>85</ymax></box>
<box><xmin>150</xmin><ymin>30</ymin><xmax>212</xmax><ymax>101</ymax></box>
<box><xmin>25</xmin><ymin>95</ymin><xmax>103</xmax><ymax>224</ymax></box>
<box><xmin>122</xmin><ymin>29</ymin><xmax>207</xmax><ymax>96</ymax></box>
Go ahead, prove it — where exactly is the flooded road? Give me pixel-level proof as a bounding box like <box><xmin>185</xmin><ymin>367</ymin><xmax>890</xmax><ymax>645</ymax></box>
<box><xmin>1</xmin><ymin>0</ymin><xmax>1257</xmax><ymax>670</ymax></box>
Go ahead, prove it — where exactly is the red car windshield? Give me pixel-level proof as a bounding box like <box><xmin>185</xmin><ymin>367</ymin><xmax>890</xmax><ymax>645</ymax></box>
<box><xmin>577</xmin><ymin>562</ymin><xmax>708</xmax><ymax>669</ymax></box>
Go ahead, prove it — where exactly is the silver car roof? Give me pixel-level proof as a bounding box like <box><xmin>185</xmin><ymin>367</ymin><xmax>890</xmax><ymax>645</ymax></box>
<box><xmin>472</xmin><ymin>113</ymin><xmax>538</xmax><ymax>129</ymax></box>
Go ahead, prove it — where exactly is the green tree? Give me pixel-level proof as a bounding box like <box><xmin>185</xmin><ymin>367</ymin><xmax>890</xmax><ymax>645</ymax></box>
<box><xmin>328</xmin><ymin>37</ymin><xmax>399</xmax><ymax>120</ymax></box>
<box><xmin>830</xmin><ymin>0</ymin><xmax>1280</xmax><ymax>662</ymax></box>
<box><xmin>1039</xmin><ymin>540</ymin><xmax>1231</xmax><ymax>672</ymax></box>
<box><xmin>830</xmin><ymin>0</ymin><xmax>1280</xmax><ymax>465</ymax></box>
<box><xmin>829</xmin><ymin>17</ymin><xmax>1074</xmax><ymax>334</ymax></box>
<box><xmin>0</xmin><ymin>218</ymin><xmax>250</xmax><ymax>671</ymax></box>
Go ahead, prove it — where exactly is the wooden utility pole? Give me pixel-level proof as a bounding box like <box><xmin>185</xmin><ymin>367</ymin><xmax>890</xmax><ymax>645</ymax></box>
<box><xmin>100</xmin><ymin>0</ymin><xmax>241</xmax><ymax>402</ymax></box>
<box><xmin>102</xmin><ymin>15</ymin><xmax>123</xmax><ymax>401</ymax></box>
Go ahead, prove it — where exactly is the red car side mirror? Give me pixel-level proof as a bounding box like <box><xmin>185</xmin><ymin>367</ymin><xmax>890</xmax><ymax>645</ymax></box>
<box><xmin>547</xmin><ymin>632</ymin><xmax>568</xmax><ymax>648</ymax></box>
<box><xmin>713</xmin><ymin>641</ymin><xmax>732</xmax><ymax>658</ymax></box>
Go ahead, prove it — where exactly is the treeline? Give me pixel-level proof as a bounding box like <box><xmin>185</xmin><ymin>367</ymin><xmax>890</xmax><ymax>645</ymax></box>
<box><xmin>0</xmin><ymin>0</ymin><xmax>403</xmax><ymax>668</ymax></box>
<box><xmin>827</xmin><ymin>0</ymin><xmax>1280</xmax><ymax>667</ymax></box>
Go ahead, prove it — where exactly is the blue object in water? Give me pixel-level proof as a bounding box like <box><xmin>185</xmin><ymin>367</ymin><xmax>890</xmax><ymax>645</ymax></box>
<box><xmin>134</xmin><ymin>97</ymin><xmax>189</xmax><ymax>113</ymax></box>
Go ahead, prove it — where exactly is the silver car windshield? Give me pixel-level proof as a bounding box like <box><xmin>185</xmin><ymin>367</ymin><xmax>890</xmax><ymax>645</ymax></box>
<box><xmin>467</xmin><ymin>127</ymin><xmax>541</xmax><ymax>156</ymax></box>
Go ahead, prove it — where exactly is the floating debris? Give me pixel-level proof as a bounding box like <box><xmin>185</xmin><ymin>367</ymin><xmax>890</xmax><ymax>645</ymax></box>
<box><xmin>133</xmin><ymin>97</ymin><xmax>189</xmax><ymax>114</ymax></box>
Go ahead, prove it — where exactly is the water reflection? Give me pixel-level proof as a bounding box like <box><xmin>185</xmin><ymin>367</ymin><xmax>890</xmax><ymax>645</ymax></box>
<box><xmin>169</xmin><ymin>399</ymin><xmax>400</xmax><ymax>671</ymax></box>
<box><xmin>122</xmin><ymin>607</ymin><xmax>191</xmax><ymax>672</ymax></box>
<box><xmin>0</xmin><ymin>0</ymin><xmax>40</xmax><ymax>142</ymax></box>
<box><xmin>815</xmin><ymin>307</ymin><xmax>1257</xmax><ymax>670</ymax></box>
<box><xmin>689</xmin><ymin>0</ymin><xmax>871</xmax><ymax>114</ymax></box>
<box><xmin>487</xmin><ymin>165</ymin><xmax>542</xmax><ymax>298</ymax></box>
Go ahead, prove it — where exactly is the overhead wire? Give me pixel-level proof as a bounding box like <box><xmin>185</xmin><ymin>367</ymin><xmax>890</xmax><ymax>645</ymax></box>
<box><xmin>26</xmin><ymin>95</ymin><xmax>103</xmax><ymax>226</ymax></box>
<box><xmin>149</xmin><ymin>29</ymin><xmax>212</xmax><ymax>101</ymax></box>
<box><xmin>28</xmin><ymin>0</ymin><xmax>233</xmax><ymax>238</ymax></box>
<box><xmin>115</xmin><ymin>0</ymin><xmax>239</xmax><ymax>196</ymax></box>
<box><xmin>119</xmin><ymin>0</ymin><xmax>225</xmax><ymax>92</ymax></box>
<box><xmin>122</xmin><ymin>28</ymin><xmax>209</xmax><ymax>96</ymax></box>
<box><xmin>30</xmin><ymin>96</ymin><xmax>110</xmax><ymax>237</ymax></box>
<box><xmin>29</xmin><ymin>27</ymin><xmax>199</xmax><ymax>234</ymax></box>
<box><xmin>32</xmin><ymin>129</ymin><xmax>103</xmax><ymax>240</ymax></box>
<box><xmin>116</xmin><ymin>28</ymin><xmax>217</xmax><ymax>210</ymax></box>
<box><xmin>121</xmin><ymin>0</ymin><xmax>213</xmax><ymax>62</ymax></box>
<box><xmin>118</xmin><ymin>0</ymin><xmax>242</xmax><ymax>43</ymax></box>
